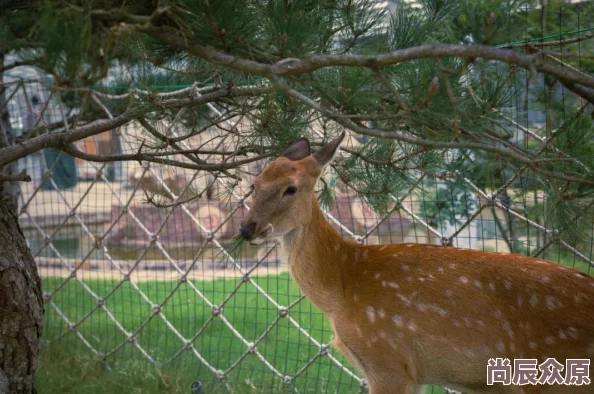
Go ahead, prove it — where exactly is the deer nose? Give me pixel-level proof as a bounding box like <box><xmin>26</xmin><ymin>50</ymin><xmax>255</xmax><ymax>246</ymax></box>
<box><xmin>239</xmin><ymin>222</ymin><xmax>257</xmax><ymax>240</ymax></box>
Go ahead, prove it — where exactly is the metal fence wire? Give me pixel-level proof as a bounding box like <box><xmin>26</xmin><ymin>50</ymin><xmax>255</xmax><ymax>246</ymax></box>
<box><xmin>4</xmin><ymin>3</ymin><xmax>594</xmax><ymax>394</ymax></box>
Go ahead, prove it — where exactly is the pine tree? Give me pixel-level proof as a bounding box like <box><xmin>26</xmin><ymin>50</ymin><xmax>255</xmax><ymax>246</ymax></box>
<box><xmin>1</xmin><ymin>0</ymin><xmax>594</xmax><ymax>391</ymax></box>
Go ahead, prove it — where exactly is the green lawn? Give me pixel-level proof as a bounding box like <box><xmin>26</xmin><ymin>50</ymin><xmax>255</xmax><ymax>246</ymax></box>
<box><xmin>36</xmin><ymin>242</ymin><xmax>593</xmax><ymax>394</ymax></box>
<box><xmin>37</xmin><ymin>273</ymin><xmax>450</xmax><ymax>393</ymax></box>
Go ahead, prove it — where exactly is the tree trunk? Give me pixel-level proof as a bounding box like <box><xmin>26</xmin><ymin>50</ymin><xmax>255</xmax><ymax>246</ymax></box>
<box><xmin>0</xmin><ymin>52</ymin><xmax>44</xmax><ymax>394</ymax></box>
<box><xmin>0</xmin><ymin>199</ymin><xmax>44</xmax><ymax>394</ymax></box>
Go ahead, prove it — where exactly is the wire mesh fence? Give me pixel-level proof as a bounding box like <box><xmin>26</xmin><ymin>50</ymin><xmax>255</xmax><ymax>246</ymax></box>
<box><xmin>3</xmin><ymin>2</ymin><xmax>594</xmax><ymax>393</ymax></box>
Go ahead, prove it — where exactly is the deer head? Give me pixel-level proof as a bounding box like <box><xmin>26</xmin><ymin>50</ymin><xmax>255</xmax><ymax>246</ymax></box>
<box><xmin>239</xmin><ymin>132</ymin><xmax>345</xmax><ymax>244</ymax></box>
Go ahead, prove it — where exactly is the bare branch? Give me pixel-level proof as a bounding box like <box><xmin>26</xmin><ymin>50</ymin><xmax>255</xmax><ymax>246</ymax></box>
<box><xmin>0</xmin><ymin>60</ymin><xmax>38</xmax><ymax>73</ymax></box>
<box><xmin>61</xmin><ymin>144</ymin><xmax>269</xmax><ymax>173</ymax></box>
<box><xmin>0</xmin><ymin>85</ymin><xmax>270</xmax><ymax>168</ymax></box>
<box><xmin>16</xmin><ymin>115</ymin><xmax>81</xmax><ymax>143</ymax></box>
<box><xmin>0</xmin><ymin>170</ymin><xmax>31</xmax><ymax>183</ymax></box>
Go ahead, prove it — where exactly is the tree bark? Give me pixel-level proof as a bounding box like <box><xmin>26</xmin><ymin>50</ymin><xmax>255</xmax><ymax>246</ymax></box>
<box><xmin>0</xmin><ymin>199</ymin><xmax>44</xmax><ymax>394</ymax></box>
<box><xmin>0</xmin><ymin>52</ymin><xmax>44</xmax><ymax>394</ymax></box>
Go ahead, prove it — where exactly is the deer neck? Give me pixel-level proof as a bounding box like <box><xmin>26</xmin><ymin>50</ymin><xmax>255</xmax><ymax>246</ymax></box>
<box><xmin>280</xmin><ymin>195</ymin><xmax>351</xmax><ymax>315</ymax></box>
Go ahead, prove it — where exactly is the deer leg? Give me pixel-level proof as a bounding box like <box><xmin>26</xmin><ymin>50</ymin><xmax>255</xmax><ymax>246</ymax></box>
<box><xmin>367</xmin><ymin>379</ymin><xmax>422</xmax><ymax>394</ymax></box>
<box><xmin>366</xmin><ymin>369</ymin><xmax>422</xmax><ymax>394</ymax></box>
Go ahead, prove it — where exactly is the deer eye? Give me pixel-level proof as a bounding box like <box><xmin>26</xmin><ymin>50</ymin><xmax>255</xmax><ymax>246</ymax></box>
<box><xmin>283</xmin><ymin>186</ymin><xmax>297</xmax><ymax>196</ymax></box>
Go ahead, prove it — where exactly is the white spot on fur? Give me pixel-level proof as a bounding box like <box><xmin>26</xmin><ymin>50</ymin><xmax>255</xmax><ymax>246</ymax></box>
<box><xmin>407</xmin><ymin>321</ymin><xmax>417</xmax><ymax>331</ymax></box>
<box><xmin>397</xmin><ymin>293</ymin><xmax>412</xmax><ymax>307</ymax></box>
<box><xmin>374</xmin><ymin>273</ymin><xmax>381</xmax><ymax>279</ymax></box>
<box><xmin>429</xmin><ymin>304</ymin><xmax>448</xmax><ymax>317</ymax></box>
<box><xmin>393</xmin><ymin>253</ymin><xmax>401</xmax><ymax>257</ymax></box>
<box><xmin>406</xmin><ymin>244</ymin><xmax>414</xmax><ymax>247</ymax></box>
<box><xmin>546</xmin><ymin>296</ymin><xmax>558</xmax><ymax>310</ymax></box>
<box><xmin>558</xmin><ymin>329</ymin><xmax>567</xmax><ymax>340</ymax></box>
<box><xmin>502</xmin><ymin>321</ymin><xmax>514</xmax><ymax>339</ymax></box>
<box><xmin>365</xmin><ymin>306</ymin><xmax>375</xmax><ymax>323</ymax></box>
<box><xmin>416</xmin><ymin>303</ymin><xmax>427</xmax><ymax>312</ymax></box>
<box><xmin>392</xmin><ymin>314</ymin><xmax>403</xmax><ymax>327</ymax></box>
<box><xmin>473</xmin><ymin>280</ymin><xmax>482</xmax><ymax>289</ymax></box>
<box><xmin>545</xmin><ymin>336</ymin><xmax>554</xmax><ymax>345</ymax></box>
<box><xmin>354</xmin><ymin>325</ymin><xmax>363</xmax><ymax>337</ymax></box>
<box><xmin>445</xmin><ymin>289</ymin><xmax>453</xmax><ymax>297</ymax></box>
<box><xmin>529</xmin><ymin>341</ymin><xmax>537</xmax><ymax>350</ymax></box>
<box><xmin>353</xmin><ymin>294</ymin><xmax>359</xmax><ymax>302</ymax></box>
<box><xmin>541</xmin><ymin>275</ymin><xmax>550</xmax><ymax>284</ymax></box>
<box><xmin>387</xmin><ymin>338</ymin><xmax>398</xmax><ymax>349</ymax></box>
<box><xmin>381</xmin><ymin>280</ymin><xmax>387</xmax><ymax>287</ymax></box>
<box><xmin>388</xmin><ymin>282</ymin><xmax>399</xmax><ymax>289</ymax></box>
<box><xmin>437</xmin><ymin>267</ymin><xmax>445</xmax><ymax>273</ymax></box>
<box><xmin>488</xmin><ymin>283</ymin><xmax>496</xmax><ymax>291</ymax></box>
<box><xmin>481</xmin><ymin>345</ymin><xmax>493</xmax><ymax>355</ymax></box>
<box><xmin>567</xmin><ymin>327</ymin><xmax>579</xmax><ymax>339</ymax></box>
<box><xmin>459</xmin><ymin>276</ymin><xmax>469</xmax><ymax>284</ymax></box>
<box><xmin>530</xmin><ymin>294</ymin><xmax>538</xmax><ymax>307</ymax></box>
<box><xmin>504</xmin><ymin>279</ymin><xmax>512</xmax><ymax>290</ymax></box>
<box><xmin>401</xmin><ymin>265</ymin><xmax>410</xmax><ymax>271</ymax></box>
<box><xmin>496</xmin><ymin>341</ymin><xmax>505</xmax><ymax>352</ymax></box>
<box><xmin>449</xmin><ymin>263</ymin><xmax>456</xmax><ymax>269</ymax></box>
<box><xmin>379</xmin><ymin>331</ymin><xmax>387</xmax><ymax>340</ymax></box>
<box><xmin>377</xmin><ymin>309</ymin><xmax>386</xmax><ymax>319</ymax></box>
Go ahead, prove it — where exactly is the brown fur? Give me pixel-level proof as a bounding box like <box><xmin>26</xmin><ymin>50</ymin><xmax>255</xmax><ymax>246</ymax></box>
<box><xmin>241</xmin><ymin>136</ymin><xmax>594</xmax><ymax>394</ymax></box>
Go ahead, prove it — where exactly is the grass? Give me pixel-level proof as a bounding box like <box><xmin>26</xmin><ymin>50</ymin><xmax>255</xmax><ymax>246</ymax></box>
<box><xmin>37</xmin><ymin>273</ymin><xmax>451</xmax><ymax>393</ymax></box>
<box><xmin>36</xmin><ymin>242</ymin><xmax>593</xmax><ymax>394</ymax></box>
<box><xmin>38</xmin><ymin>273</ymin><xmax>346</xmax><ymax>393</ymax></box>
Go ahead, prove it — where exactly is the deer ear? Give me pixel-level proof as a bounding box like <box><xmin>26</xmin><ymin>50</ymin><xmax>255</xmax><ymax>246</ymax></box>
<box><xmin>281</xmin><ymin>138</ymin><xmax>311</xmax><ymax>161</ymax></box>
<box><xmin>313</xmin><ymin>132</ymin><xmax>345</xmax><ymax>168</ymax></box>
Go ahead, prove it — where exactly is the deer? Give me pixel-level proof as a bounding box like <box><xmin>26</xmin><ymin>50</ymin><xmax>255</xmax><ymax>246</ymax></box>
<box><xmin>239</xmin><ymin>132</ymin><xmax>594</xmax><ymax>394</ymax></box>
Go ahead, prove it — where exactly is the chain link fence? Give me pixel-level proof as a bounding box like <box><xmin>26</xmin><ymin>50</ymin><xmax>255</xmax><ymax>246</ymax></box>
<box><xmin>4</xmin><ymin>4</ymin><xmax>594</xmax><ymax>394</ymax></box>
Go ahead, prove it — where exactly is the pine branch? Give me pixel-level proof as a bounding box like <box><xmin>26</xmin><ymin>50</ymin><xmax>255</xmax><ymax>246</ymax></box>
<box><xmin>141</xmin><ymin>26</ymin><xmax>594</xmax><ymax>92</ymax></box>
<box><xmin>267</xmin><ymin>74</ymin><xmax>594</xmax><ymax>185</ymax></box>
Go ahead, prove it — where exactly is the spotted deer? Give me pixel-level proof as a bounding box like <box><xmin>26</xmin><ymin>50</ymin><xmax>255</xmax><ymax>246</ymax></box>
<box><xmin>239</xmin><ymin>132</ymin><xmax>594</xmax><ymax>394</ymax></box>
